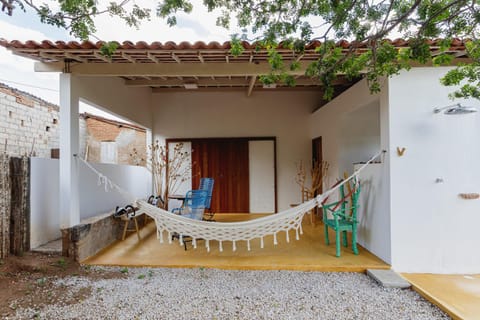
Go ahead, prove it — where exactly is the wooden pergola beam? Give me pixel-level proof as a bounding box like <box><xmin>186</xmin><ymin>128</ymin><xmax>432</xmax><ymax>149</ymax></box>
<box><xmin>65</xmin><ymin>53</ymin><xmax>88</xmax><ymax>63</ymax></box>
<box><xmin>247</xmin><ymin>75</ymin><xmax>257</xmax><ymax>96</ymax></box>
<box><xmin>125</xmin><ymin>77</ymin><xmax>250</xmax><ymax>87</ymax></box>
<box><xmin>121</xmin><ymin>52</ymin><xmax>137</xmax><ymax>63</ymax></box>
<box><xmin>34</xmin><ymin>61</ymin><xmax>312</xmax><ymax>76</ymax></box>
<box><xmin>124</xmin><ymin>76</ymin><xmax>332</xmax><ymax>87</ymax></box>
<box><xmin>93</xmin><ymin>52</ymin><xmax>112</xmax><ymax>63</ymax></box>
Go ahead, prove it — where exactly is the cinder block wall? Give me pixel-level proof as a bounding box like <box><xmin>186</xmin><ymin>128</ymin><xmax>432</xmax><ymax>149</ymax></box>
<box><xmin>0</xmin><ymin>83</ymin><xmax>59</xmax><ymax>157</ymax></box>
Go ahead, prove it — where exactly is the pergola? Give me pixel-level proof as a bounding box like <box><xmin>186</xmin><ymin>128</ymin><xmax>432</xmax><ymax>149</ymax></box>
<box><xmin>1</xmin><ymin>38</ymin><xmax>469</xmax><ymax>97</ymax></box>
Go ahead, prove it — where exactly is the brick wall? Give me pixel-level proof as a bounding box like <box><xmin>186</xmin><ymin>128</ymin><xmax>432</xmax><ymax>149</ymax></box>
<box><xmin>82</xmin><ymin>114</ymin><xmax>146</xmax><ymax>166</ymax></box>
<box><xmin>0</xmin><ymin>84</ymin><xmax>59</xmax><ymax>157</ymax></box>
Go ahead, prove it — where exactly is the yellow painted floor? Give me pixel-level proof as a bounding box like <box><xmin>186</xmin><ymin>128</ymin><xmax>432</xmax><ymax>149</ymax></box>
<box><xmin>402</xmin><ymin>273</ymin><xmax>480</xmax><ymax>320</ymax></box>
<box><xmin>84</xmin><ymin>214</ymin><xmax>389</xmax><ymax>272</ymax></box>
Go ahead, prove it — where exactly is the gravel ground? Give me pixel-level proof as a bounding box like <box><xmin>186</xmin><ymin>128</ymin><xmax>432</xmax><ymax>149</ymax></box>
<box><xmin>9</xmin><ymin>267</ymin><xmax>449</xmax><ymax>320</ymax></box>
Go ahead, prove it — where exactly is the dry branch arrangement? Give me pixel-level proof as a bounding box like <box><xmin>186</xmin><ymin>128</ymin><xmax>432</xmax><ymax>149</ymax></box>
<box><xmin>295</xmin><ymin>160</ymin><xmax>329</xmax><ymax>201</ymax></box>
<box><xmin>147</xmin><ymin>141</ymin><xmax>191</xmax><ymax>209</ymax></box>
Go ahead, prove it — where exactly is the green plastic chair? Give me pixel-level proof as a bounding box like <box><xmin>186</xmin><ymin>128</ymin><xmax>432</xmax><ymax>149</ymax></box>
<box><xmin>322</xmin><ymin>178</ymin><xmax>361</xmax><ymax>257</ymax></box>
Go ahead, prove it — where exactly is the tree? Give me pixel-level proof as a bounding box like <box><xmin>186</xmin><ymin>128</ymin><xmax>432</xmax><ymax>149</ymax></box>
<box><xmin>2</xmin><ymin>0</ymin><xmax>480</xmax><ymax>100</ymax></box>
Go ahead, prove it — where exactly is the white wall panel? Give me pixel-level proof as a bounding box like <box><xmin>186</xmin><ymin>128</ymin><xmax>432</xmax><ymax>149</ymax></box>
<box><xmin>30</xmin><ymin>157</ymin><xmax>60</xmax><ymax>248</ymax></box>
<box><xmin>388</xmin><ymin>67</ymin><xmax>480</xmax><ymax>273</ymax></box>
<box><xmin>309</xmin><ymin>79</ymin><xmax>391</xmax><ymax>264</ymax></box>
<box><xmin>152</xmin><ymin>90</ymin><xmax>321</xmax><ymax>210</ymax></box>
<box><xmin>249</xmin><ymin>140</ymin><xmax>275</xmax><ymax>213</ymax></box>
<box><xmin>30</xmin><ymin>158</ymin><xmax>152</xmax><ymax>247</ymax></box>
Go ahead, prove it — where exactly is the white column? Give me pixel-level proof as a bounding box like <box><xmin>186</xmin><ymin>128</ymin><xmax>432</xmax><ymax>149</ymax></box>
<box><xmin>59</xmin><ymin>74</ymin><xmax>80</xmax><ymax>228</ymax></box>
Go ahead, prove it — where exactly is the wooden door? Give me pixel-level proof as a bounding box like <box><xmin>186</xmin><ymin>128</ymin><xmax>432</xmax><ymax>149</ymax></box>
<box><xmin>191</xmin><ymin>139</ymin><xmax>249</xmax><ymax>213</ymax></box>
<box><xmin>312</xmin><ymin>136</ymin><xmax>323</xmax><ymax>193</ymax></box>
<box><xmin>312</xmin><ymin>137</ymin><xmax>323</xmax><ymax>218</ymax></box>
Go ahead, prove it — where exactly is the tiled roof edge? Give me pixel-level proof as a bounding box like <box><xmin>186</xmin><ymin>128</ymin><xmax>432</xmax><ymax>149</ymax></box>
<box><xmin>0</xmin><ymin>38</ymin><xmax>469</xmax><ymax>50</ymax></box>
<box><xmin>81</xmin><ymin>112</ymin><xmax>146</xmax><ymax>132</ymax></box>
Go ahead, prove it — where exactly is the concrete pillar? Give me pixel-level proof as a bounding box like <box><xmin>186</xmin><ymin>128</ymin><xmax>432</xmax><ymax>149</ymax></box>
<box><xmin>59</xmin><ymin>74</ymin><xmax>80</xmax><ymax>228</ymax></box>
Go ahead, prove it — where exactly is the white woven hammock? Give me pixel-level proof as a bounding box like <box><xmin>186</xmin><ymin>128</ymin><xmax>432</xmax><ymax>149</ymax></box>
<box><xmin>137</xmin><ymin>198</ymin><xmax>318</xmax><ymax>252</ymax></box>
<box><xmin>76</xmin><ymin>150</ymin><xmax>385</xmax><ymax>252</ymax></box>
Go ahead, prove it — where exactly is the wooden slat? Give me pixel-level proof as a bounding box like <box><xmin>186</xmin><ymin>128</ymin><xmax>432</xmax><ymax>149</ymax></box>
<box><xmin>9</xmin><ymin>157</ymin><xmax>30</xmax><ymax>255</ymax></box>
<box><xmin>0</xmin><ymin>153</ymin><xmax>10</xmax><ymax>259</ymax></box>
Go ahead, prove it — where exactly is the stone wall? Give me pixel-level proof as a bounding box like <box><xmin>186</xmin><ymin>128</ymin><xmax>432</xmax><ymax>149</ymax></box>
<box><xmin>61</xmin><ymin>211</ymin><xmax>123</xmax><ymax>261</ymax></box>
<box><xmin>0</xmin><ymin>83</ymin><xmax>59</xmax><ymax>157</ymax></box>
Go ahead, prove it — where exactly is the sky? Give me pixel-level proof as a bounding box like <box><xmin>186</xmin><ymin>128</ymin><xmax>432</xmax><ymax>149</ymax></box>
<box><xmin>0</xmin><ymin>1</ymin><xmax>241</xmax><ymax>120</ymax></box>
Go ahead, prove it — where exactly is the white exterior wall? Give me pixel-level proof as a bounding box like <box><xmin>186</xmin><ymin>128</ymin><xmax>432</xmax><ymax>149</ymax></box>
<box><xmin>309</xmin><ymin>79</ymin><xmax>392</xmax><ymax>264</ymax></box>
<box><xmin>249</xmin><ymin>140</ymin><xmax>276</xmax><ymax>213</ymax></box>
<box><xmin>59</xmin><ymin>75</ymin><xmax>152</xmax><ymax>228</ymax></box>
<box><xmin>74</xmin><ymin>76</ymin><xmax>153</xmax><ymax>129</ymax></box>
<box><xmin>30</xmin><ymin>157</ymin><xmax>60</xmax><ymax>248</ymax></box>
<box><xmin>388</xmin><ymin>67</ymin><xmax>480</xmax><ymax>273</ymax></box>
<box><xmin>79</xmin><ymin>162</ymin><xmax>152</xmax><ymax>219</ymax></box>
<box><xmin>30</xmin><ymin>158</ymin><xmax>151</xmax><ymax>247</ymax></box>
<box><xmin>152</xmin><ymin>90</ymin><xmax>323</xmax><ymax>210</ymax></box>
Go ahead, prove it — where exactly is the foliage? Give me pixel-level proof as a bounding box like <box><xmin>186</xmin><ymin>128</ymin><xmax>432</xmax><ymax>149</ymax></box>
<box><xmin>1</xmin><ymin>0</ymin><xmax>151</xmax><ymax>40</ymax></box>
<box><xmin>147</xmin><ymin>141</ymin><xmax>191</xmax><ymax>209</ymax></box>
<box><xmin>441</xmin><ymin>40</ymin><xmax>480</xmax><ymax>100</ymax></box>
<box><xmin>2</xmin><ymin>1</ymin><xmax>480</xmax><ymax>99</ymax></box>
<box><xmin>159</xmin><ymin>0</ymin><xmax>480</xmax><ymax>99</ymax></box>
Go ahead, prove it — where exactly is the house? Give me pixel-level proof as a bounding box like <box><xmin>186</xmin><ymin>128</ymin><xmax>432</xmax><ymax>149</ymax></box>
<box><xmin>1</xmin><ymin>39</ymin><xmax>478</xmax><ymax>274</ymax></box>
<box><xmin>80</xmin><ymin>112</ymin><xmax>146</xmax><ymax>166</ymax></box>
<box><xmin>0</xmin><ymin>82</ymin><xmax>146</xmax><ymax>165</ymax></box>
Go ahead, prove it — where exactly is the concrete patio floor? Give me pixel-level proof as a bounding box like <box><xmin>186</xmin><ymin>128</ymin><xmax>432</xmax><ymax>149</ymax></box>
<box><xmin>402</xmin><ymin>273</ymin><xmax>480</xmax><ymax>320</ymax></box>
<box><xmin>83</xmin><ymin>214</ymin><xmax>389</xmax><ymax>272</ymax></box>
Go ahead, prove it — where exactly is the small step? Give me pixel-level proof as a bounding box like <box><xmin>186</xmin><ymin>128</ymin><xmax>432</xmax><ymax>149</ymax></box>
<box><xmin>367</xmin><ymin>269</ymin><xmax>411</xmax><ymax>289</ymax></box>
<box><xmin>32</xmin><ymin>238</ymin><xmax>62</xmax><ymax>254</ymax></box>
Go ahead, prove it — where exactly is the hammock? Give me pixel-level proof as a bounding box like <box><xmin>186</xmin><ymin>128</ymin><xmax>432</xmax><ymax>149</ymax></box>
<box><xmin>137</xmin><ymin>198</ymin><xmax>317</xmax><ymax>252</ymax></box>
<box><xmin>76</xmin><ymin>150</ymin><xmax>385</xmax><ymax>252</ymax></box>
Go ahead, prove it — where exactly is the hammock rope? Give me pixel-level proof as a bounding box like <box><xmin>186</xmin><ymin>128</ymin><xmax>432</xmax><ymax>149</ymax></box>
<box><xmin>75</xmin><ymin>150</ymin><xmax>385</xmax><ymax>252</ymax></box>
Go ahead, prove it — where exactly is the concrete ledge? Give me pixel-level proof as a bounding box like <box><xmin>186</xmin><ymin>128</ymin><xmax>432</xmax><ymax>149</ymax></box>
<box><xmin>62</xmin><ymin>211</ymin><xmax>123</xmax><ymax>262</ymax></box>
<box><xmin>367</xmin><ymin>269</ymin><xmax>411</xmax><ymax>289</ymax></box>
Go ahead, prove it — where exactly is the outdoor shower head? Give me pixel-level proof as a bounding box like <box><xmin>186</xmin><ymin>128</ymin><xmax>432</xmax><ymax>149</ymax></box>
<box><xmin>433</xmin><ymin>103</ymin><xmax>478</xmax><ymax>115</ymax></box>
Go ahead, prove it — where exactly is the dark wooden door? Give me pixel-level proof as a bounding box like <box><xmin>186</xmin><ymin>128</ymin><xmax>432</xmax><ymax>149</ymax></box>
<box><xmin>312</xmin><ymin>137</ymin><xmax>323</xmax><ymax>218</ymax></box>
<box><xmin>312</xmin><ymin>136</ymin><xmax>323</xmax><ymax>193</ymax></box>
<box><xmin>191</xmin><ymin>139</ymin><xmax>249</xmax><ymax>213</ymax></box>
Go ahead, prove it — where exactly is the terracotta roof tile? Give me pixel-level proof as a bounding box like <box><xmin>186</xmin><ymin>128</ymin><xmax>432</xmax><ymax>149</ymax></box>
<box><xmin>0</xmin><ymin>38</ymin><xmax>471</xmax><ymax>51</ymax></box>
<box><xmin>0</xmin><ymin>38</ymin><xmax>470</xmax><ymax>66</ymax></box>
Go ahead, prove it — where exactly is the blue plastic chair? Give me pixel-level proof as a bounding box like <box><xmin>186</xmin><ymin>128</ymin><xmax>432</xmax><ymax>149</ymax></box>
<box><xmin>171</xmin><ymin>189</ymin><xmax>208</xmax><ymax>249</ymax></box>
<box><xmin>199</xmin><ymin>177</ymin><xmax>214</xmax><ymax>220</ymax></box>
<box><xmin>172</xmin><ymin>189</ymin><xmax>208</xmax><ymax>220</ymax></box>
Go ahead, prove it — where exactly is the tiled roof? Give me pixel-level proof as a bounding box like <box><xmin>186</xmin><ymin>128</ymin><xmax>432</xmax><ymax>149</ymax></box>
<box><xmin>80</xmin><ymin>112</ymin><xmax>146</xmax><ymax>132</ymax></box>
<box><xmin>0</xmin><ymin>38</ymin><xmax>469</xmax><ymax>97</ymax></box>
<box><xmin>0</xmin><ymin>38</ymin><xmax>468</xmax><ymax>64</ymax></box>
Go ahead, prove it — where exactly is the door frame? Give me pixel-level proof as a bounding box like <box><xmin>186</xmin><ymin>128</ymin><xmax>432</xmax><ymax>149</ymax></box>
<box><xmin>166</xmin><ymin>137</ymin><xmax>277</xmax><ymax>213</ymax></box>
